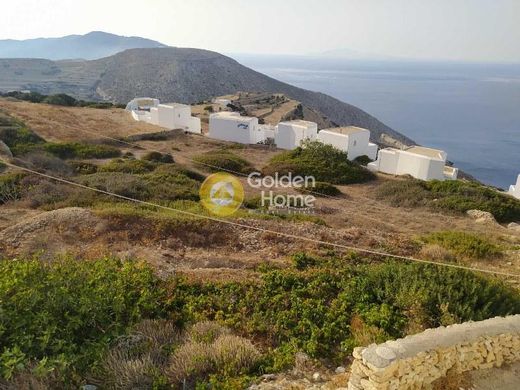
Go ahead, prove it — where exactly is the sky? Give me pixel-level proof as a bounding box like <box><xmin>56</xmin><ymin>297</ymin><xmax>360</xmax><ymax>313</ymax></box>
<box><xmin>2</xmin><ymin>0</ymin><xmax>520</xmax><ymax>62</ymax></box>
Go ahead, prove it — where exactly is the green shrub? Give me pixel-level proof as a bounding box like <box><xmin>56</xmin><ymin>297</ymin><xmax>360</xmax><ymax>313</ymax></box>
<box><xmin>68</xmin><ymin>161</ymin><xmax>98</xmax><ymax>175</ymax></box>
<box><xmin>263</xmin><ymin>141</ymin><xmax>375</xmax><ymax>185</ymax></box>
<box><xmin>376</xmin><ymin>179</ymin><xmax>520</xmax><ymax>223</ymax></box>
<box><xmin>176</xmin><ymin>260</ymin><xmax>520</xmax><ymax>365</ymax></box>
<box><xmin>353</xmin><ymin>155</ymin><xmax>373</xmax><ymax>165</ymax></box>
<box><xmin>0</xmin><ymin>257</ymin><xmax>169</xmax><ymax>380</ymax></box>
<box><xmin>43</xmin><ymin>142</ymin><xmax>121</xmax><ymax>159</ymax></box>
<box><xmin>142</xmin><ymin>151</ymin><xmax>174</xmax><ymax>164</ymax></box>
<box><xmin>100</xmin><ymin>158</ymin><xmax>157</xmax><ymax>174</ymax></box>
<box><xmin>193</xmin><ymin>151</ymin><xmax>253</xmax><ymax>174</ymax></box>
<box><xmin>420</xmin><ymin>231</ymin><xmax>502</xmax><ymax>260</ymax></box>
<box><xmin>0</xmin><ymin>125</ymin><xmax>46</xmax><ymax>156</ymax></box>
<box><xmin>78</xmin><ymin>172</ymin><xmax>150</xmax><ymax>200</ymax></box>
<box><xmin>0</xmin><ymin>173</ymin><xmax>25</xmax><ymax>204</ymax></box>
<box><xmin>426</xmin><ymin>180</ymin><xmax>520</xmax><ymax>223</ymax></box>
<box><xmin>298</xmin><ymin>181</ymin><xmax>341</xmax><ymax>197</ymax></box>
<box><xmin>42</xmin><ymin>93</ymin><xmax>77</xmax><ymax>107</ymax></box>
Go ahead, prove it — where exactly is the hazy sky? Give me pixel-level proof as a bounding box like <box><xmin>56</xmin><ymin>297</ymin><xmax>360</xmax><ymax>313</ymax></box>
<box><xmin>3</xmin><ymin>0</ymin><xmax>520</xmax><ymax>62</ymax></box>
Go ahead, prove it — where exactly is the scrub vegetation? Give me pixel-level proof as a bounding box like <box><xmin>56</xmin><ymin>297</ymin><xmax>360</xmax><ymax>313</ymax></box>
<box><xmin>376</xmin><ymin>178</ymin><xmax>520</xmax><ymax>223</ymax></box>
<box><xmin>0</xmin><ymin>255</ymin><xmax>518</xmax><ymax>388</ymax></box>
<box><xmin>263</xmin><ymin>141</ymin><xmax>375</xmax><ymax>185</ymax></box>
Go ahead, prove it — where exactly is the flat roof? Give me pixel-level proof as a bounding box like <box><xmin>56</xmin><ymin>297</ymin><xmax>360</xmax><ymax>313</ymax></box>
<box><xmin>278</xmin><ymin>119</ymin><xmax>316</xmax><ymax>128</ymax></box>
<box><xmin>321</xmin><ymin>126</ymin><xmax>369</xmax><ymax>136</ymax></box>
<box><xmin>405</xmin><ymin>146</ymin><xmax>445</xmax><ymax>160</ymax></box>
<box><xmin>211</xmin><ymin>112</ymin><xmax>256</xmax><ymax>121</ymax></box>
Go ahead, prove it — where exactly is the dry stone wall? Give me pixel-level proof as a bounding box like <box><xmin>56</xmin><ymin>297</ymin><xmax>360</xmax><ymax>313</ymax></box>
<box><xmin>347</xmin><ymin>315</ymin><xmax>520</xmax><ymax>390</ymax></box>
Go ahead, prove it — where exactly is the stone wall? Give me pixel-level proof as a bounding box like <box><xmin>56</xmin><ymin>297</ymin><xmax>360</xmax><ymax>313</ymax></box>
<box><xmin>347</xmin><ymin>315</ymin><xmax>520</xmax><ymax>390</ymax></box>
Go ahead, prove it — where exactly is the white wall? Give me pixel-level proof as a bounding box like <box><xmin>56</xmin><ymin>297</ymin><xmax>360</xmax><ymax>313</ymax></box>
<box><xmin>275</xmin><ymin>121</ymin><xmax>318</xmax><ymax>150</ymax></box>
<box><xmin>368</xmin><ymin>148</ymin><xmax>447</xmax><ymax>181</ymax></box>
<box><xmin>509</xmin><ymin>174</ymin><xmax>520</xmax><ymax>199</ymax></box>
<box><xmin>367</xmin><ymin>143</ymin><xmax>378</xmax><ymax>160</ymax></box>
<box><xmin>208</xmin><ymin>112</ymin><xmax>259</xmax><ymax>144</ymax></box>
<box><xmin>317</xmin><ymin>128</ymin><xmax>374</xmax><ymax>160</ymax></box>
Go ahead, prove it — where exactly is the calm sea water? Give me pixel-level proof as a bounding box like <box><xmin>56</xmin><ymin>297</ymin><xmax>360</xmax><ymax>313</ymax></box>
<box><xmin>232</xmin><ymin>55</ymin><xmax>520</xmax><ymax>189</ymax></box>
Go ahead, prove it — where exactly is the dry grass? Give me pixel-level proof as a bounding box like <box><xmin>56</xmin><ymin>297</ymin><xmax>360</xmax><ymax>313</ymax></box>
<box><xmin>167</xmin><ymin>322</ymin><xmax>261</xmax><ymax>384</ymax></box>
<box><xmin>419</xmin><ymin>243</ymin><xmax>456</xmax><ymax>262</ymax></box>
<box><xmin>187</xmin><ymin>321</ymin><xmax>231</xmax><ymax>344</ymax></box>
<box><xmin>0</xmin><ymin>99</ymin><xmax>162</xmax><ymax>142</ymax></box>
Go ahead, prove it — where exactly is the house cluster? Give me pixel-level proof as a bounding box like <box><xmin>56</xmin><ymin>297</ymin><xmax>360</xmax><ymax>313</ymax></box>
<box><xmin>127</xmin><ymin>97</ymin><xmax>458</xmax><ymax>182</ymax></box>
<box><xmin>509</xmin><ymin>174</ymin><xmax>520</xmax><ymax>200</ymax></box>
<box><xmin>125</xmin><ymin>97</ymin><xmax>201</xmax><ymax>134</ymax></box>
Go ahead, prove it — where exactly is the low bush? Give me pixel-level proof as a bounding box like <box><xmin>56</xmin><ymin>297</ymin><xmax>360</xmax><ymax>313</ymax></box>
<box><xmin>298</xmin><ymin>181</ymin><xmax>341</xmax><ymax>197</ymax></box>
<box><xmin>0</xmin><ymin>173</ymin><xmax>25</xmax><ymax>204</ymax></box>
<box><xmin>420</xmin><ymin>231</ymin><xmax>502</xmax><ymax>260</ymax></box>
<box><xmin>43</xmin><ymin>142</ymin><xmax>121</xmax><ymax>160</ymax></box>
<box><xmin>68</xmin><ymin>161</ymin><xmax>98</xmax><ymax>175</ymax></box>
<box><xmin>78</xmin><ymin>172</ymin><xmax>150</xmax><ymax>200</ymax></box>
<box><xmin>0</xmin><ymin>257</ymin><xmax>170</xmax><ymax>381</ymax></box>
<box><xmin>0</xmin><ymin>123</ymin><xmax>46</xmax><ymax>156</ymax></box>
<box><xmin>142</xmin><ymin>151</ymin><xmax>174</xmax><ymax>164</ymax></box>
<box><xmin>263</xmin><ymin>141</ymin><xmax>375</xmax><ymax>185</ymax></box>
<box><xmin>375</xmin><ymin>179</ymin><xmax>520</xmax><ymax>223</ymax></box>
<box><xmin>100</xmin><ymin>158</ymin><xmax>157</xmax><ymax>174</ymax></box>
<box><xmin>24</xmin><ymin>152</ymin><xmax>73</xmax><ymax>176</ymax></box>
<box><xmin>42</xmin><ymin>93</ymin><xmax>77</xmax><ymax>107</ymax></box>
<box><xmin>354</xmin><ymin>155</ymin><xmax>373</xmax><ymax>165</ymax></box>
<box><xmin>193</xmin><ymin>150</ymin><xmax>253</xmax><ymax>174</ymax></box>
<box><xmin>1</xmin><ymin>256</ymin><xmax>519</xmax><ymax>387</ymax></box>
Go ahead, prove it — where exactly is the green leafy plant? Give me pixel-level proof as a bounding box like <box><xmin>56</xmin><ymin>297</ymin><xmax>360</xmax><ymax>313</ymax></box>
<box><xmin>263</xmin><ymin>141</ymin><xmax>375</xmax><ymax>185</ymax></box>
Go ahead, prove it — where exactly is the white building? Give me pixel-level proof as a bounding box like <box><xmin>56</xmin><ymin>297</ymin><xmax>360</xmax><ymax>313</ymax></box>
<box><xmin>368</xmin><ymin>146</ymin><xmax>458</xmax><ymax>181</ymax></box>
<box><xmin>317</xmin><ymin>126</ymin><xmax>378</xmax><ymax>160</ymax></box>
<box><xmin>126</xmin><ymin>97</ymin><xmax>160</xmax><ymax>122</ymax></box>
<box><xmin>126</xmin><ymin>98</ymin><xmax>201</xmax><ymax>134</ymax></box>
<box><xmin>208</xmin><ymin>112</ymin><xmax>264</xmax><ymax>144</ymax></box>
<box><xmin>275</xmin><ymin>120</ymin><xmax>318</xmax><ymax>150</ymax></box>
<box><xmin>508</xmin><ymin>174</ymin><xmax>520</xmax><ymax>199</ymax></box>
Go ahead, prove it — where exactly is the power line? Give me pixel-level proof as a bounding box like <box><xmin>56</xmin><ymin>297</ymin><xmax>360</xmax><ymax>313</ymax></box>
<box><xmin>4</xmin><ymin>160</ymin><xmax>520</xmax><ymax>279</ymax></box>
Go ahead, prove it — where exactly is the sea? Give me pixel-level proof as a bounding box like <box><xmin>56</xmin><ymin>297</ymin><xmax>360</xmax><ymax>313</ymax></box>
<box><xmin>232</xmin><ymin>54</ymin><xmax>520</xmax><ymax>189</ymax></box>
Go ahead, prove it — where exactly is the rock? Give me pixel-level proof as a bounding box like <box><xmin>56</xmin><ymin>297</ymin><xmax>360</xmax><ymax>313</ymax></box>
<box><xmin>261</xmin><ymin>374</ymin><xmax>277</xmax><ymax>381</ymax></box>
<box><xmin>81</xmin><ymin>386</ymin><xmax>98</xmax><ymax>390</ymax></box>
<box><xmin>466</xmin><ymin>210</ymin><xmax>498</xmax><ymax>225</ymax></box>
<box><xmin>507</xmin><ymin>222</ymin><xmax>520</xmax><ymax>231</ymax></box>
<box><xmin>312</xmin><ymin>372</ymin><xmax>321</xmax><ymax>382</ymax></box>
<box><xmin>0</xmin><ymin>140</ymin><xmax>12</xmax><ymax>160</ymax></box>
<box><xmin>335</xmin><ymin>366</ymin><xmax>346</xmax><ymax>374</ymax></box>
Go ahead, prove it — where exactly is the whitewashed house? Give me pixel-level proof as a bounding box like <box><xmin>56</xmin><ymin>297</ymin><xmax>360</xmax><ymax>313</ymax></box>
<box><xmin>368</xmin><ymin>146</ymin><xmax>458</xmax><ymax>181</ymax></box>
<box><xmin>275</xmin><ymin>120</ymin><xmax>318</xmax><ymax>150</ymax></box>
<box><xmin>508</xmin><ymin>174</ymin><xmax>520</xmax><ymax>199</ymax></box>
<box><xmin>126</xmin><ymin>98</ymin><xmax>201</xmax><ymax>134</ymax></box>
<box><xmin>126</xmin><ymin>97</ymin><xmax>160</xmax><ymax>122</ymax></box>
<box><xmin>208</xmin><ymin>112</ymin><xmax>264</xmax><ymax>144</ymax></box>
<box><xmin>317</xmin><ymin>126</ymin><xmax>378</xmax><ymax>160</ymax></box>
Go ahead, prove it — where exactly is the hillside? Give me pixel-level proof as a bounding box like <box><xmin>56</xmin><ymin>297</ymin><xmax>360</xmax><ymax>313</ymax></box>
<box><xmin>0</xmin><ymin>47</ymin><xmax>414</xmax><ymax>145</ymax></box>
<box><xmin>0</xmin><ymin>100</ymin><xmax>519</xmax><ymax>388</ymax></box>
<box><xmin>0</xmin><ymin>31</ymin><xmax>166</xmax><ymax>60</ymax></box>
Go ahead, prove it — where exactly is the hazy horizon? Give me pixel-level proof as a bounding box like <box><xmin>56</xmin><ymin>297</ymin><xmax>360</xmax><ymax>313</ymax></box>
<box><xmin>2</xmin><ymin>0</ymin><xmax>520</xmax><ymax>63</ymax></box>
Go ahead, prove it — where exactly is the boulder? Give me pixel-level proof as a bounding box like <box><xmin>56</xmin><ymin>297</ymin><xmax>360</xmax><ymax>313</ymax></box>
<box><xmin>466</xmin><ymin>210</ymin><xmax>498</xmax><ymax>225</ymax></box>
<box><xmin>507</xmin><ymin>222</ymin><xmax>520</xmax><ymax>232</ymax></box>
<box><xmin>0</xmin><ymin>140</ymin><xmax>13</xmax><ymax>160</ymax></box>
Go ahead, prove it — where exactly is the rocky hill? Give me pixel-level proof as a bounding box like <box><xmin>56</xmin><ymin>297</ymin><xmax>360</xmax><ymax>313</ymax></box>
<box><xmin>0</xmin><ymin>31</ymin><xmax>166</xmax><ymax>60</ymax></box>
<box><xmin>0</xmin><ymin>47</ymin><xmax>414</xmax><ymax>145</ymax></box>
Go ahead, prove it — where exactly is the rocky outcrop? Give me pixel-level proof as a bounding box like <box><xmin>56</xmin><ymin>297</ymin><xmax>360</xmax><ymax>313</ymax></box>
<box><xmin>466</xmin><ymin>209</ymin><xmax>499</xmax><ymax>225</ymax></box>
<box><xmin>347</xmin><ymin>315</ymin><xmax>520</xmax><ymax>390</ymax></box>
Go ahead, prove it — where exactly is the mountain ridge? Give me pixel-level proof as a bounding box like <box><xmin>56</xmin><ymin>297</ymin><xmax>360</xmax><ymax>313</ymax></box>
<box><xmin>0</xmin><ymin>31</ymin><xmax>166</xmax><ymax>60</ymax></box>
